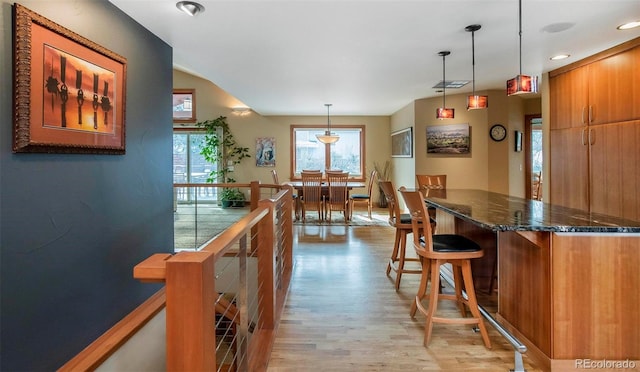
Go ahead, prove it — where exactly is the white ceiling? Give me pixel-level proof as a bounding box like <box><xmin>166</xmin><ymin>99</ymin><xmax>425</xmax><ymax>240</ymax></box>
<box><xmin>109</xmin><ymin>0</ymin><xmax>640</xmax><ymax>116</ymax></box>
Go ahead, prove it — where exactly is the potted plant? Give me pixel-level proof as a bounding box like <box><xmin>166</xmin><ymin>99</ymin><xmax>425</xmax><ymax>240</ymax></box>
<box><xmin>220</xmin><ymin>187</ymin><xmax>245</xmax><ymax>208</ymax></box>
<box><xmin>197</xmin><ymin>116</ymin><xmax>250</xmax><ymax>207</ymax></box>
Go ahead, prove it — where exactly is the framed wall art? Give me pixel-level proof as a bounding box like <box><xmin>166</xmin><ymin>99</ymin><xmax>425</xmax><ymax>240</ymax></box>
<box><xmin>426</xmin><ymin>123</ymin><xmax>470</xmax><ymax>154</ymax></box>
<box><xmin>173</xmin><ymin>89</ymin><xmax>196</xmax><ymax>123</ymax></box>
<box><xmin>256</xmin><ymin>137</ymin><xmax>276</xmax><ymax>167</ymax></box>
<box><xmin>514</xmin><ymin>130</ymin><xmax>523</xmax><ymax>152</ymax></box>
<box><xmin>12</xmin><ymin>4</ymin><xmax>127</xmax><ymax>154</ymax></box>
<box><xmin>391</xmin><ymin>127</ymin><xmax>413</xmax><ymax>158</ymax></box>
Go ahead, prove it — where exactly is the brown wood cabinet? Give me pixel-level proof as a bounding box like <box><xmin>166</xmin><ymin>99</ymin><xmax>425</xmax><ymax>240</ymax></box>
<box><xmin>549</xmin><ymin>38</ymin><xmax>640</xmax><ymax>220</ymax></box>
<box><xmin>550</xmin><ymin>39</ymin><xmax>640</xmax><ymax>129</ymax></box>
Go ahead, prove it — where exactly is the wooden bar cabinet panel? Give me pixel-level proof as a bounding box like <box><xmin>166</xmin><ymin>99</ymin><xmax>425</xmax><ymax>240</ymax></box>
<box><xmin>551</xmin><ymin>233</ymin><xmax>640</xmax><ymax>360</ymax></box>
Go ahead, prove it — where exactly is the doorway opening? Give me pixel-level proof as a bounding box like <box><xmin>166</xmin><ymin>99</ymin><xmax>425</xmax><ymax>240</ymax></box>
<box><xmin>525</xmin><ymin>115</ymin><xmax>543</xmax><ymax>200</ymax></box>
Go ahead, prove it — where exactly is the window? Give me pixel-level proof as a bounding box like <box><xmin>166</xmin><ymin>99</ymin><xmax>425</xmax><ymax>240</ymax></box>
<box><xmin>173</xmin><ymin>130</ymin><xmax>217</xmax><ymax>202</ymax></box>
<box><xmin>291</xmin><ymin>125</ymin><xmax>365</xmax><ymax>179</ymax></box>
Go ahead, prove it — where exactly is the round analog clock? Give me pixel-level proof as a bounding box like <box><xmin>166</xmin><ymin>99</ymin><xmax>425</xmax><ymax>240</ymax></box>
<box><xmin>490</xmin><ymin>124</ymin><xmax>507</xmax><ymax>142</ymax></box>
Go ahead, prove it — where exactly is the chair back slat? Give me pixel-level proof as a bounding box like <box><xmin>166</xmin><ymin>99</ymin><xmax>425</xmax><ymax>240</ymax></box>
<box><xmin>301</xmin><ymin>171</ymin><xmax>323</xmax><ymax>203</ymax></box>
<box><xmin>326</xmin><ymin>171</ymin><xmax>349</xmax><ymax>208</ymax></box>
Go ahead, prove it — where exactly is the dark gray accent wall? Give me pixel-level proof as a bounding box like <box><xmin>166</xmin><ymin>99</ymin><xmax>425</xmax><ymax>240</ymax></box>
<box><xmin>0</xmin><ymin>1</ymin><xmax>173</xmax><ymax>369</ymax></box>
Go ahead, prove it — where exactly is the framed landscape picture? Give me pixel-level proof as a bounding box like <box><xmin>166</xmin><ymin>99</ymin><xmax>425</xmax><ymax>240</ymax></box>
<box><xmin>426</xmin><ymin>123</ymin><xmax>470</xmax><ymax>154</ymax></box>
<box><xmin>12</xmin><ymin>4</ymin><xmax>127</xmax><ymax>154</ymax></box>
<box><xmin>391</xmin><ymin>127</ymin><xmax>413</xmax><ymax>158</ymax></box>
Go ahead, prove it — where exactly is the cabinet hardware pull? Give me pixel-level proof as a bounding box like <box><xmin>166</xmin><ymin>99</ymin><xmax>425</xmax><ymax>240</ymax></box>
<box><xmin>582</xmin><ymin>107</ymin><xmax>586</xmax><ymax>124</ymax></box>
<box><xmin>589</xmin><ymin>106</ymin><xmax>593</xmax><ymax>123</ymax></box>
<box><xmin>581</xmin><ymin>128</ymin><xmax>586</xmax><ymax>146</ymax></box>
<box><xmin>589</xmin><ymin>128</ymin><xmax>595</xmax><ymax>145</ymax></box>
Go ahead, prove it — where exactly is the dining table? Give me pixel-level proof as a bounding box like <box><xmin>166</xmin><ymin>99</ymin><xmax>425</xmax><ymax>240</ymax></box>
<box><xmin>285</xmin><ymin>180</ymin><xmax>366</xmax><ymax>221</ymax></box>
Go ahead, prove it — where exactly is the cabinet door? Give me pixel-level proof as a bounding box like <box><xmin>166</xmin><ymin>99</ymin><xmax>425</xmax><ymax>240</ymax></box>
<box><xmin>549</xmin><ymin>67</ymin><xmax>589</xmax><ymax>130</ymax></box>
<box><xmin>549</xmin><ymin>128</ymin><xmax>589</xmax><ymax>211</ymax></box>
<box><xmin>589</xmin><ymin>121</ymin><xmax>640</xmax><ymax>220</ymax></box>
<box><xmin>588</xmin><ymin>47</ymin><xmax>640</xmax><ymax>125</ymax></box>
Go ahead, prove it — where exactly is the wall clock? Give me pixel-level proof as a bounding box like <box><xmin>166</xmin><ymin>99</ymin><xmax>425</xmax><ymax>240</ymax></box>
<box><xmin>490</xmin><ymin>124</ymin><xmax>507</xmax><ymax>142</ymax></box>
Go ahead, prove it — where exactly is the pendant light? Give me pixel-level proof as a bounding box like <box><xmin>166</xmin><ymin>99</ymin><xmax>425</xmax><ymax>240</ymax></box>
<box><xmin>436</xmin><ymin>51</ymin><xmax>454</xmax><ymax>119</ymax></box>
<box><xmin>466</xmin><ymin>24</ymin><xmax>488</xmax><ymax>109</ymax></box>
<box><xmin>507</xmin><ymin>0</ymin><xmax>538</xmax><ymax>95</ymax></box>
<box><xmin>316</xmin><ymin>103</ymin><xmax>339</xmax><ymax>144</ymax></box>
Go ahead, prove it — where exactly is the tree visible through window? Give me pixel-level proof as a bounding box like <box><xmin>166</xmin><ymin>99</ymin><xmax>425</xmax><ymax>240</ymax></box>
<box><xmin>291</xmin><ymin>125</ymin><xmax>364</xmax><ymax>179</ymax></box>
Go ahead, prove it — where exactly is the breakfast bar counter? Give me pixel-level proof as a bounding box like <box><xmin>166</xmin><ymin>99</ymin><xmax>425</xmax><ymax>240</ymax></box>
<box><xmin>423</xmin><ymin>189</ymin><xmax>640</xmax><ymax>371</ymax></box>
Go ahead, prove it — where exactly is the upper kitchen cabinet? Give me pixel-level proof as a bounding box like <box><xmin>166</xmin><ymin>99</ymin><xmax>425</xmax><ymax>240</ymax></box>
<box><xmin>549</xmin><ymin>67</ymin><xmax>588</xmax><ymax>130</ymax></box>
<box><xmin>549</xmin><ymin>39</ymin><xmax>640</xmax><ymax>130</ymax></box>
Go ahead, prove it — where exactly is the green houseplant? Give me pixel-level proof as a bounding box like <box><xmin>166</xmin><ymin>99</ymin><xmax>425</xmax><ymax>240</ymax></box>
<box><xmin>197</xmin><ymin>116</ymin><xmax>250</xmax><ymax>207</ymax></box>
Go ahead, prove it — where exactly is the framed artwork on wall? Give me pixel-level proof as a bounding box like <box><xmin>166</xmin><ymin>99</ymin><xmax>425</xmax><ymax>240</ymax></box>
<box><xmin>256</xmin><ymin>137</ymin><xmax>276</xmax><ymax>167</ymax></box>
<box><xmin>426</xmin><ymin>123</ymin><xmax>470</xmax><ymax>154</ymax></box>
<box><xmin>172</xmin><ymin>89</ymin><xmax>196</xmax><ymax>123</ymax></box>
<box><xmin>391</xmin><ymin>127</ymin><xmax>413</xmax><ymax>158</ymax></box>
<box><xmin>12</xmin><ymin>4</ymin><xmax>127</xmax><ymax>154</ymax></box>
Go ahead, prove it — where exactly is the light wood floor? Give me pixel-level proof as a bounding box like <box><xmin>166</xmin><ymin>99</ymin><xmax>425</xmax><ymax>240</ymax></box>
<box><xmin>267</xmin><ymin>224</ymin><xmax>544</xmax><ymax>372</ymax></box>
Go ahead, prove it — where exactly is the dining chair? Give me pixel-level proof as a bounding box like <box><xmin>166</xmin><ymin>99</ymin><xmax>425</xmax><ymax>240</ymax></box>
<box><xmin>300</xmin><ymin>171</ymin><xmax>324</xmax><ymax>222</ymax></box>
<box><xmin>416</xmin><ymin>174</ymin><xmax>446</xmax><ymax>190</ymax></box>
<box><xmin>326</xmin><ymin>171</ymin><xmax>350</xmax><ymax>223</ymax></box>
<box><xmin>378</xmin><ymin>180</ymin><xmax>422</xmax><ymax>291</ymax></box>
<box><xmin>416</xmin><ymin>174</ymin><xmax>446</xmax><ymax>230</ymax></box>
<box><xmin>272</xmin><ymin>169</ymin><xmax>300</xmax><ymax>220</ymax></box>
<box><xmin>349</xmin><ymin>169</ymin><xmax>377</xmax><ymax>220</ymax></box>
<box><xmin>399</xmin><ymin>187</ymin><xmax>491</xmax><ymax>349</ymax></box>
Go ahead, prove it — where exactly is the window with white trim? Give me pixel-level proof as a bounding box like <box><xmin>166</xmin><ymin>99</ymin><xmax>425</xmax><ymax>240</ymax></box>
<box><xmin>291</xmin><ymin>125</ymin><xmax>365</xmax><ymax>180</ymax></box>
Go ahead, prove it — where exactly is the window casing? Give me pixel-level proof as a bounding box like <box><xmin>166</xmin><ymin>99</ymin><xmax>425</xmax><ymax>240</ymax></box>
<box><xmin>291</xmin><ymin>125</ymin><xmax>365</xmax><ymax>180</ymax></box>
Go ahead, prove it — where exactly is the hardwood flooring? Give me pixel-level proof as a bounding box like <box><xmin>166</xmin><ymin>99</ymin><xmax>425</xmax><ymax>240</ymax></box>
<box><xmin>267</xmin><ymin>224</ymin><xmax>544</xmax><ymax>372</ymax></box>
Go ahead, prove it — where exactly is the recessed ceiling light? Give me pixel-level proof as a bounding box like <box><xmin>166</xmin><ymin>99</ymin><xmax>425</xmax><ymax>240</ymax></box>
<box><xmin>550</xmin><ymin>54</ymin><xmax>570</xmax><ymax>60</ymax></box>
<box><xmin>176</xmin><ymin>1</ymin><xmax>205</xmax><ymax>16</ymax></box>
<box><xmin>617</xmin><ymin>21</ymin><xmax>640</xmax><ymax>30</ymax></box>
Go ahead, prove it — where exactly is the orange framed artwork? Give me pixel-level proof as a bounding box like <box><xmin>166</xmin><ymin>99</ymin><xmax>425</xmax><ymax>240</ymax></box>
<box><xmin>12</xmin><ymin>4</ymin><xmax>127</xmax><ymax>154</ymax></box>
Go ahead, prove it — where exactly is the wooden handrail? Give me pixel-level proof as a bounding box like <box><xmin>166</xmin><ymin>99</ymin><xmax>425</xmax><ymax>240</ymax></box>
<box><xmin>57</xmin><ymin>289</ymin><xmax>166</xmax><ymax>372</ymax></box>
<box><xmin>59</xmin><ymin>183</ymin><xmax>293</xmax><ymax>372</ymax></box>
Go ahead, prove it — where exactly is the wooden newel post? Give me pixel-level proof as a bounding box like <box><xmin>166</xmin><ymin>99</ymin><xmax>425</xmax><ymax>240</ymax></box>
<box><xmin>165</xmin><ymin>252</ymin><xmax>216</xmax><ymax>371</ymax></box>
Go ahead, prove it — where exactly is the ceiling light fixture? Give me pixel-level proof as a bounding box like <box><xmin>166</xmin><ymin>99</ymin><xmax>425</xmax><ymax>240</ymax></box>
<box><xmin>550</xmin><ymin>54</ymin><xmax>570</xmax><ymax>60</ymax></box>
<box><xmin>316</xmin><ymin>104</ymin><xmax>339</xmax><ymax>144</ymax></box>
<box><xmin>231</xmin><ymin>107</ymin><xmax>251</xmax><ymax>115</ymax></box>
<box><xmin>507</xmin><ymin>0</ymin><xmax>538</xmax><ymax>96</ymax></box>
<box><xmin>465</xmin><ymin>24</ymin><xmax>488</xmax><ymax>110</ymax></box>
<box><xmin>436</xmin><ymin>51</ymin><xmax>454</xmax><ymax>119</ymax></box>
<box><xmin>617</xmin><ymin>21</ymin><xmax>640</xmax><ymax>30</ymax></box>
<box><xmin>176</xmin><ymin>1</ymin><xmax>205</xmax><ymax>16</ymax></box>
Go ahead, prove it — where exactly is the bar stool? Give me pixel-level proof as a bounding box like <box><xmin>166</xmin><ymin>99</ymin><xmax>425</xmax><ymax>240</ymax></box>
<box><xmin>399</xmin><ymin>187</ymin><xmax>491</xmax><ymax>349</ymax></box>
<box><xmin>378</xmin><ymin>181</ymin><xmax>422</xmax><ymax>291</ymax></box>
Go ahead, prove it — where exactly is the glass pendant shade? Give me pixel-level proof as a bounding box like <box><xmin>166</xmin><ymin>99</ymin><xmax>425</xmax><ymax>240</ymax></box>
<box><xmin>507</xmin><ymin>74</ymin><xmax>538</xmax><ymax>95</ymax></box>
<box><xmin>316</xmin><ymin>103</ymin><xmax>339</xmax><ymax>144</ymax></box>
<box><xmin>467</xmin><ymin>95</ymin><xmax>488</xmax><ymax>109</ymax></box>
<box><xmin>316</xmin><ymin>131</ymin><xmax>340</xmax><ymax>144</ymax></box>
<box><xmin>436</xmin><ymin>108</ymin><xmax>455</xmax><ymax>119</ymax></box>
<box><xmin>506</xmin><ymin>0</ymin><xmax>538</xmax><ymax>96</ymax></box>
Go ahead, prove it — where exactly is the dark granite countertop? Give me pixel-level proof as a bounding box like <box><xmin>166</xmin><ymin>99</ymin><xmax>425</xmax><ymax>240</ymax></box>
<box><xmin>423</xmin><ymin>189</ymin><xmax>640</xmax><ymax>233</ymax></box>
